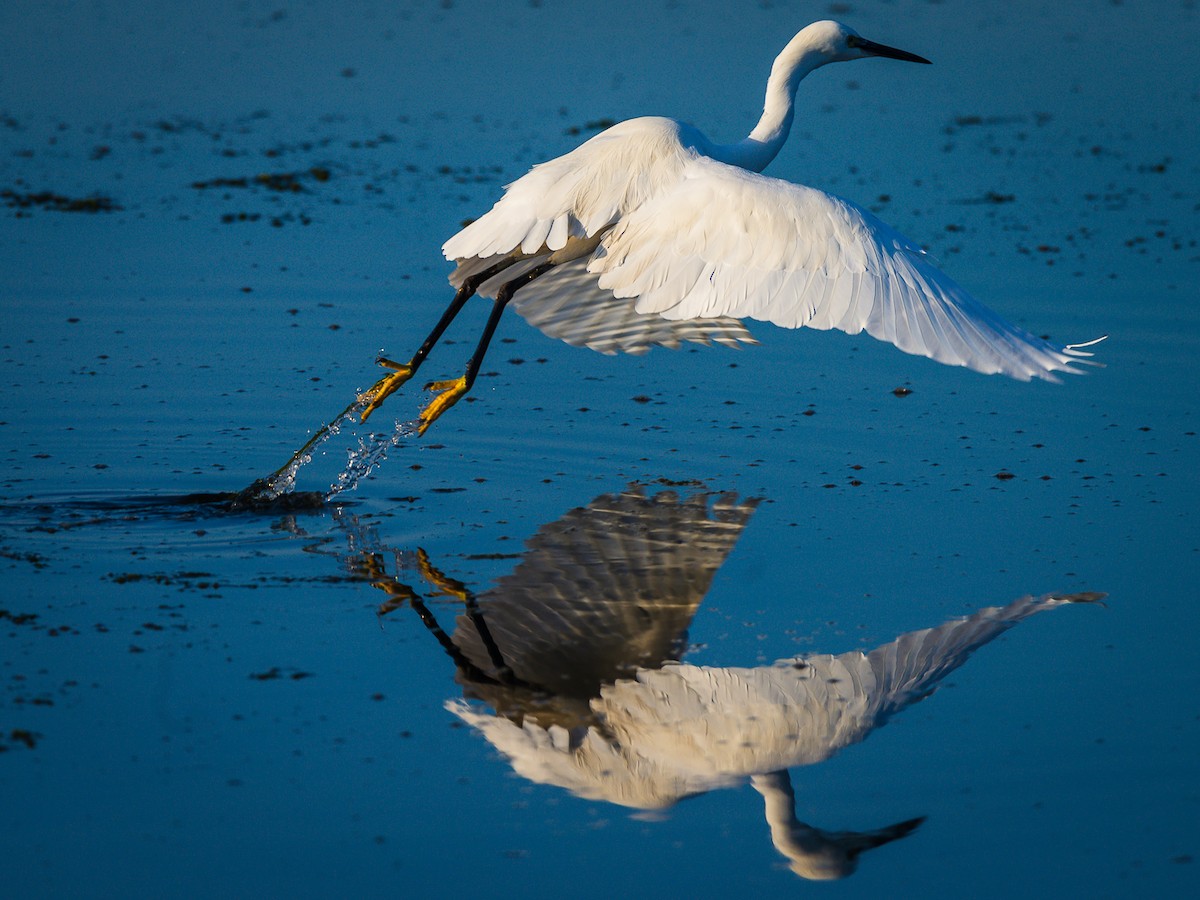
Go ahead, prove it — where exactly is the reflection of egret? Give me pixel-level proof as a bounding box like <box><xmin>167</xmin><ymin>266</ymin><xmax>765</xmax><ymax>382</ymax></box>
<box><xmin>343</xmin><ymin>484</ymin><xmax>1102</xmax><ymax>880</ymax></box>
<box><xmin>449</xmin><ymin>488</ymin><xmax>757</xmax><ymax>701</ymax></box>
<box><xmin>450</xmin><ymin>593</ymin><xmax>1100</xmax><ymax>879</ymax></box>
<box><xmin>355</xmin><ymin>19</ymin><xmax>1101</xmax><ymax>434</ymax></box>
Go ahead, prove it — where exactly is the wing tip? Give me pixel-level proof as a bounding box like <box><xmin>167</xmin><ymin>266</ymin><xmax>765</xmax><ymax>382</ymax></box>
<box><xmin>1022</xmin><ymin>334</ymin><xmax>1107</xmax><ymax>382</ymax></box>
<box><xmin>1048</xmin><ymin>591</ymin><xmax>1108</xmax><ymax>607</ymax></box>
<box><xmin>1062</xmin><ymin>334</ymin><xmax>1108</xmax><ymax>357</ymax></box>
<box><xmin>1051</xmin><ymin>333</ymin><xmax>1108</xmax><ymax>379</ymax></box>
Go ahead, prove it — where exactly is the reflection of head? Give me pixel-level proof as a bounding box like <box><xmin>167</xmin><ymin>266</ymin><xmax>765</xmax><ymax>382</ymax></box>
<box><xmin>752</xmin><ymin>770</ymin><xmax>924</xmax><ymax>880</ymax></box>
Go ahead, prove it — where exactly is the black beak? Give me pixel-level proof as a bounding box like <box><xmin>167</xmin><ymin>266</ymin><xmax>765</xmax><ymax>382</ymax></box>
<box><xmin>853</xmin><ymin>36</ymin><xmax>932</xmax><ymax>65</ymax></box>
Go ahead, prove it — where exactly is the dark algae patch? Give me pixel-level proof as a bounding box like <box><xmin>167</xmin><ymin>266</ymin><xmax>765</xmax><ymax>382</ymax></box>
<box><xmin>190</xmin><ymin>167</ymin><xmax>331</xmax><ymax>193</ymax></box>
<box><xmin>0</xmin><ymin>729</ymin><xmax>42</xmax><ymax>752</ymax></box>
<box><xmin>249</xmin><ymin>667</ymin><xmax>315</xmax><ymax>681</ymax></box>
<box><xmin>2</xmin><ymin>189</ymin><xmax>121</xmax><ymax>214</ymax></box>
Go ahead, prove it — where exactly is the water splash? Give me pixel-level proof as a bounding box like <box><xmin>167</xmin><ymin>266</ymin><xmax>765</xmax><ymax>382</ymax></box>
<box><xmin>326</xmin><ymin>418</ymin><xmax>421</xmax><ymax>500</ymax></box>
<box><xmin>232</xmin><ymin>376</ymin><xmax>421</xmax><ymax>510</ymax></box>
<box><xmin>231</xmin><ymin>404</ymin><xmax>360</xmax><ymax>509</ymax></box>
<box><xmin>264</xmin><ymin>420</ymin><xmax>342</xmax><ymax>495</ymax></box>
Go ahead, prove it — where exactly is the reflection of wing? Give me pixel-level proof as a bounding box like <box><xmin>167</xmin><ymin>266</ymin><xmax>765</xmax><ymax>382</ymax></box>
<box><xmin>449</xmin><ymin>593</ymin><xmax>1100</xmax><ymax>807</ymax></box>
<box><xmin>452</xmin><ymin>487</ymin><xmax>758</xmax><ymax>699</ymax></box>
<box><xmin>599</xmin><ymin>593</ymin><xmax>1098</xmax><ymax>776</ymax></box>
<box><xmin>449</xmin><ymin>703</ymin><xmax>716</xmax><ymax>809</ymax></box>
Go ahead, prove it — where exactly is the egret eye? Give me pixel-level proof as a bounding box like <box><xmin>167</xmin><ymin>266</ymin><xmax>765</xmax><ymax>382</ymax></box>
<box><xmin>846</xmin><ymin>35</ymin><xmax>861</xmax><ymax>48</ymax></box>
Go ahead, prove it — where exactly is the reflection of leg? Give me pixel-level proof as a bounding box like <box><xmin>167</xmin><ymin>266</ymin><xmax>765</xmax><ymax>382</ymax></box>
<box><xmin>355</xmin><ymin>549</ymin><xmax>479</xmax><ymax>672</ymax></box>
<box><xmin>415</xmin><ymin>548</ymin><xmax>471</xmax><ymax>601</ymax></box>
<box><xmin>361</xmin><ymin>257</ymin><xmax>521</xmax><ymax>422</ymax></box>
<box><xmin>354</xmin><ymin>551</ymin><xmax>419</xmax><ymax>616</ymax></box>
<box><xmin>417</xmin><ymin>261</ymin><xmax>556</xmax><ymax>435</ymax></box>
<box><xmin>396</xmin><ymin>549</ymin><xmax>521</xmax><ymax>685</ymax></box>
<box><xmin>350</xmin><ymin>539</ymin><xmax>532</xmax><ymax>689</ymax></box>
<box><xmin>414</xmin><ymin>549</ymin><xmax>515</xmax><ymax>683</ymax></box>
<box><xmin>463</xmin><ymin>592</ymin><xmax>518</xmax><ymax>686</ymax></box>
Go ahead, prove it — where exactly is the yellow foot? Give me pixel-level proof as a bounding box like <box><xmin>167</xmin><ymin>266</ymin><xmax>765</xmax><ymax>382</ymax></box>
<box><xmin>360</xmin><ymin>358</ymin><xmax>414</xmax><ymax>422</ymax></box>
<box><xmin>418</xmin><ymin>376</ymin><xmax>468</xmax><ymax>435</ymax></box>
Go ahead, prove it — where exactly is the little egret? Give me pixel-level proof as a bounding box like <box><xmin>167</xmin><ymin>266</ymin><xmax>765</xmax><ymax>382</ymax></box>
<box><xmin>358</xmin><ymin>19</ymin><xmax>1101</xmax><ymax>433</ymax></box>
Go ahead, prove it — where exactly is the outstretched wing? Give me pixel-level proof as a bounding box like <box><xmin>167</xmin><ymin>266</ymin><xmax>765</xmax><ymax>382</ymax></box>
<box><xmin>442</xmin><ymin>120</ymin><xmax>757</xmax><ymax>354</ymax></box>
<box><xmin>588</xmin><ymin>156</ymin><xmax>1100</xmax><ymax>381</ymax></box>
<box><xmin>442</xmin><ymin>117</ymin><xmax>698</xmax><ymax>262</ymax></box>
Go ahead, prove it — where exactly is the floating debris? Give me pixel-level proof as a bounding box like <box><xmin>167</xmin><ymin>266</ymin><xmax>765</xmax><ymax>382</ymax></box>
<box><xmin>1</xmin><ymin>729</ymin><xmax>42</xmax><ymax>752</ymax></box>
<box><xmin>961</xmin><ymin>190</ymin><xmax>1016</xmax><ymax>205</ymax></box>
<box><xmin>249</xmin><ymin>667</ymin><xmax>315</xmax><ymax>681</ymax></box>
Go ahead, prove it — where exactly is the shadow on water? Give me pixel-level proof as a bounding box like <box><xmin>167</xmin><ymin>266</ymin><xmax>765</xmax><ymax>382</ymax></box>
<box><xmin>315</xmin><ymin>484</ymin><xmax>1105</xmax><ymax>882</ymax></box>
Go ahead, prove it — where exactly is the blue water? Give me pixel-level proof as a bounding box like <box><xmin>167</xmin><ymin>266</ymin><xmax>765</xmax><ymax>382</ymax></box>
<box><xmin>2</xmin><ymin>1</ymin><xmax>1197</xmax><ymax>896</ymax></box>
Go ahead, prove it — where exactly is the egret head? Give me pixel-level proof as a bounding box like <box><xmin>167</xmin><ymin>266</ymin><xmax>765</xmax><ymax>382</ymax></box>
<box><xmin>795</xmin><ymin>20</ymin><xmax>931</xmax><ymax>66</ymax></box>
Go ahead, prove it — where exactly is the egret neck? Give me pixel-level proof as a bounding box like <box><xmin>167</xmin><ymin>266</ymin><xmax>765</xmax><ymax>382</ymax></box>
<box><xmin>715</xmin><ymin>31</ymin><xmax>837</xmax><ymax>173</ymax></box>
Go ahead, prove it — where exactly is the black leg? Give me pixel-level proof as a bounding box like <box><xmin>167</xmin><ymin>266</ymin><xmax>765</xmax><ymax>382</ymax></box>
<box><xmin>361</xmin><ymin>256</ymin><xmax>521</xmax><ymax>422</ymax></box>
<box><xmin>418</xmin><ymin>261</ymin><xmax>556</xmax><ymax>434</ymax></box>
<box><xmin>410</xmin><ymin>257</ymin><xmax>522</xmax><ymax>369</ymax></box>
<box><xmin>242</xmin><ymin>258</ymin><xmax>535</xmax><ymax>499</ymax></box>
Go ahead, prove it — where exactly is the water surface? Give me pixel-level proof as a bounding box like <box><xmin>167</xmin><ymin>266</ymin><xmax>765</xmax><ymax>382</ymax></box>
<box><xmin>2</xmin><ymin>1</ymin><xmax>1197</xmax><ymax>896</ymax></box>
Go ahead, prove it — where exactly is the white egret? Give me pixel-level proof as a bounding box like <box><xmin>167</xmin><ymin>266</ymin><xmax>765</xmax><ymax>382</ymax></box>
<box><xmin>360</xmin><ymin>19</ymin><xmax>1102</xmax><ymax>433</ymax></box>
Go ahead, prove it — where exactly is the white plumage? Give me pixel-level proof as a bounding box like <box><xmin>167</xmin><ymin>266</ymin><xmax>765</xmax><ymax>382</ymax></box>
<box><xmin>441</xmin><ymin>21</ymin><xmax>1101</xmax><ymax>378</ymax></box>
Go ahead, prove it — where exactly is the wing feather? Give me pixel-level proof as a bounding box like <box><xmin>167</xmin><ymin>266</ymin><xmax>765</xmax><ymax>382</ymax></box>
<box><xmin>443</xmin><ymin>117</ymin><xmax>699</xmax><ymax>264</ymax></box>
<box><xmin>589</xmin><ymin>156</ymin><xmax>1097</xmax><ymax>381</ymax></box>
<box><xmin>508</xmin><ymin>256</ymin><xmax>755</xmax><ymax>355</ymax></box>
